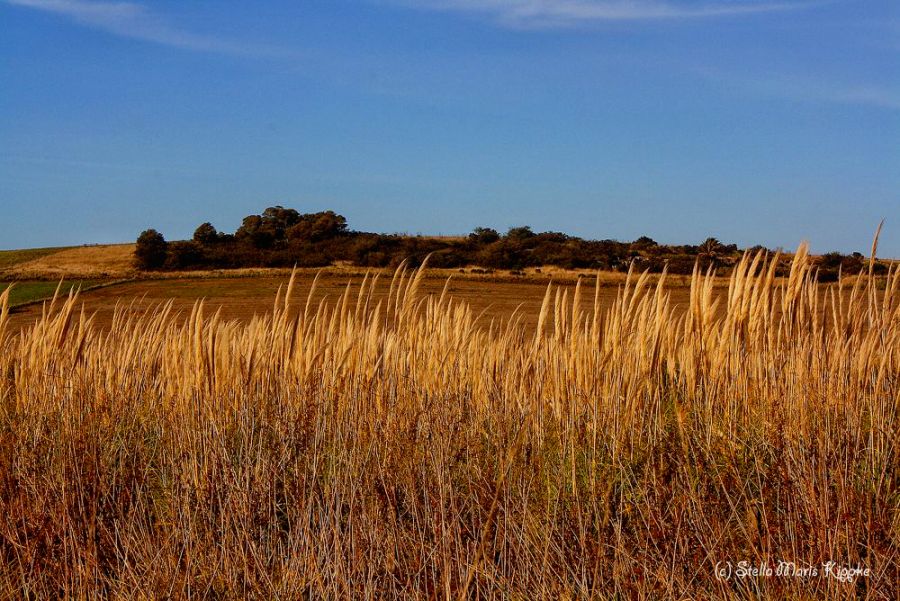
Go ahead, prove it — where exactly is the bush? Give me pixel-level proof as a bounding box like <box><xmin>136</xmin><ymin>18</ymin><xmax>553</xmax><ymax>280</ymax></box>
<box><xmin>164</xmin><ymin>241</ymin><xmax>203</xmax><ymax>270</ymax></box>
<box><xmin>137</xmin><ymin>206</ymin><xmax>779</xmax><ymax>276</ymax></box>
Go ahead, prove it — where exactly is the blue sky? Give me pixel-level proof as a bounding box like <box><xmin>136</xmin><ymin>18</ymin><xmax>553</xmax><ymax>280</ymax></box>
<box><xmin>1</xmin><ymin>0</ymin><xmax>898</xmax><ymax>256</ymax></box>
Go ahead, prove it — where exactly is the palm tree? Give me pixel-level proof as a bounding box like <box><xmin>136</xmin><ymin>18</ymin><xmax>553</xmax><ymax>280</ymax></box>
<box><xmin>698</xmin><ymin>237</ymin><xmax>723</xmax><ymax>266</ymax></box>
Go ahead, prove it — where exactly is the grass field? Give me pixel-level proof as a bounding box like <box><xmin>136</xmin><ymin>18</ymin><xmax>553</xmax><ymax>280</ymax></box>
<box><xmin>0</xmin><ymin>243</ymin><xmax>135</xmax><ymax>279</ymax></box>
<box><xmin>3</xmin><ymin>271</ymin><xmax>698</xmax><ymax>334</ymax></box>
<box><xmin>0</xmin><ymin>246</ymin><xmax>897</xmax><ymax>599</ymax></box>
<box><xmin>2</xmin><ymin>266</ymin><xmax>865</xmax><ymax>335</ymax></box>
<box><xmin>0</xmin><ymin>280</ymin><xmax>105</xmax><ymax>308</ymax></box>
<box><xmin>0</xmin><ymin>246</ymin><xmax>70</xmax><ymax>270</ymax></box>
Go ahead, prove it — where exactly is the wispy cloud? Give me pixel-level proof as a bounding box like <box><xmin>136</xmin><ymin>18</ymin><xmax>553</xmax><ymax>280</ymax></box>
<box><xmin>3</xmin><ymin>0</ymin><xmax>282</xmax><ymax>56</ymax></box>
<box><xmin>387</xmin><ymin>0</ymin><xmax>820</xmax><ymax>28</ymax></box>
<box><xmin>693</xmin><ymin>66</ymin><xmax>900</xmax><ymax>111</ymax></box>
<box><xmin>826</xmin><ymin>87</ymin><xmax>900</xmax><ymax>111</ymax></box>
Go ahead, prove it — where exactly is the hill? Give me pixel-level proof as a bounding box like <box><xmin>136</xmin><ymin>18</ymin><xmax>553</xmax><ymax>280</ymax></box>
<box><xmin>0</xmin><ymin>244</ymin><xmax>136</xmax><ymax>280</ymax></box>
<box><xmin>133</xmin><ymin>206</ymin><xmax>886</xmax><ymax>281</ymax></box>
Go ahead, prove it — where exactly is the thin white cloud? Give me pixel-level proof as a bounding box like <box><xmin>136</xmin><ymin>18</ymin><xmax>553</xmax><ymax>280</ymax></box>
<box><xmin>4</xmin><ymin>0</ymin><xmax>281</xmax><ymax>56</ymax></box>
<box><xmin>388</xmin><ymin>0</ymin><xmax>819</xmax><ymax>27</ymax></box>
<box><xmin>828</xmin><ymin>87</ymin><xmax>900</xmax><ymax>111</ymax></box>
<box><xmin>693</xmin><ymin>66</ymin><xmax>900</xmax><ymax>111</ymax></box>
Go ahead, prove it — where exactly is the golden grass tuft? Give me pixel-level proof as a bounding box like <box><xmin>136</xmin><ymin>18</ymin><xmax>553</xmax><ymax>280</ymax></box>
<box><xmin>0</xmin><ymin>247</ymin><xmax>897</xmax><ymax>598</ymax></box>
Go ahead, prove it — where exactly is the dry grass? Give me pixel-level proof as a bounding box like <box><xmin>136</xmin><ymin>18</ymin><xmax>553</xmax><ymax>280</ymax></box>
<box><xmin>0</xmin><ymin>247</ymin><xmax>73</xmax><ymax>270</ymax></box>
<box><xmin>2</xmin><ymin>244</ymin><xmax>137</xmax><ymax>279</ymax></box>
<box><xmin>3</xmin><ymin>273</ymin><xmax>696</xmax><ymax>335</ymax></box>
<box><xmin>0</xmin><ymin>244</ymin><xmax>897</xmax><ymax>599</ymax></box>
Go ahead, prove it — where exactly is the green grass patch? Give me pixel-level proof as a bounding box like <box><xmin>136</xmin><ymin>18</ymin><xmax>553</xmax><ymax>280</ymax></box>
<box><xmin>0</xmin><ymin>247</ymin><xmax>72</xmax><ymax>270</ymax></box>
<box><xmin>0</xmin><ymin>280</ymin><xmax>103</xmax><ymax>307</ymax></box>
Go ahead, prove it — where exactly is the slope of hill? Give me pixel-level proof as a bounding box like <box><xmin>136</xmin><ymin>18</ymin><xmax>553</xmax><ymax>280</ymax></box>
<box><xmin>0</xmin><ymin>246</ymin><xmax>73</xmax><ymax>270</ymax></box>
<box><xmin>1</xmin><ymin>244</ymin><xmax>136</xmax><ymax>279</ymax></box>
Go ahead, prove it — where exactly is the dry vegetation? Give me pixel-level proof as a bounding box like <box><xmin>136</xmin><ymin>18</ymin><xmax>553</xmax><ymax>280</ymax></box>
<box><xmin>1</xmin><ymin>244</ymin><xmax>136</xmax><ymax>280</ymax></box>
<box><xmin>0</xmin><ymin>243</ymin><xmax>897</xmax><ymax>599</ymax></box>
<box><xmin>0</xmin><ymin>241</ymin><xmax>694</xmax><ymax>286</ymax></box>
<box><xmin>3</xmin><ymin>272</ymin><xmax>700</xmax><ymax>336</ymax></box>
<box><xmin>0</xmin><ymin>247</ymin><xmax>73</xmax><ymax>271</ymax></box>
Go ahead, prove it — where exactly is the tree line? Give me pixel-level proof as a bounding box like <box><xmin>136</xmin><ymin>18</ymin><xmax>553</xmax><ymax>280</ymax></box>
<box><xmin>135</xmin><ymin>206</ymin><xmax>875</xmax><ymax>279</ymax></box>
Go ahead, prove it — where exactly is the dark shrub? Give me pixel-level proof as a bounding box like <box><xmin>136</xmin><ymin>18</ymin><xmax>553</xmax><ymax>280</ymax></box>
<box><xmin>193</xmin><ymin>222</ymin><xmax>219</xmax><ymax>245</ymax></box>
<box><xmin>134</xmin><ymin>229</ymin><xmax>168</xmax><ymax>270</ymax></box>
<box><xmin>469</xmin><ymin>227</ymin><xmax>500</xmax><ymax>245</ymax></box>
<box><xmin>165</xmin><ymin>241</ymin><xmax>203</xmax><ymax>270</ymax></box>
<box><xmin>505</xmin><ymin>226</ymin><xmax>535</xmax><ymax>242</ymax></box>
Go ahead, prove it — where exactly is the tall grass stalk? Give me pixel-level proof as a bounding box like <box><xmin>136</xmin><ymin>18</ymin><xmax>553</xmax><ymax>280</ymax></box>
<box><xmin>0</xmin><ymin>246</ymin><xmax>897</xmax><ymax>598</ymax></box>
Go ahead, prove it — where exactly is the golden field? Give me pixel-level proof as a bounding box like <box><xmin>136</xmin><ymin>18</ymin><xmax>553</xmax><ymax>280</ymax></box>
<box><xmin>0</xmin><ymin>244</ymin><xmax>897</xmax><ymax>599</ymax></box>
<box><xmin>0</xmin><ymin>242</ymin><xmax>702</xmax><ymax>334</ymax></box>
<box><xmin>3</xmin><ymin>271</ymin><xmax>697</xmax><ymax>335</ymax></box>
<box><xmin>0</xmin><ymin>244</ymin><xmax>136</xmax><ymax>280</ymax></box>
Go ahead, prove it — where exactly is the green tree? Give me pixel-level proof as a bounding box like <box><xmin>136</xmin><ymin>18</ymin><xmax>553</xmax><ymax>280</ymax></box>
<box><xmin>287</xmin><ymin>211</ymin><xmax>348</xmax><ymax>242</ymax></box>
<box><xmin>698</xmin><ymin>237</ymin><xmax>724</xmax><ymax>266</ymax></box>
<box><xmin>631</xmin><ymin>235</ymin><xmax>657</xmax><ymax>248</ymax></box>
<box><xmin>699</xmin><ymin>237</ymin><xmax>722</xmax><ymax>256</ymax></box>
<box><xmin>134</xmin><ymin>229</ymin><xmax>168</xmax><ymax>270</ymax></box>
<box><xmin>261</xmin><ymin>206</ymin><xmax>301</xmax><ymax>230</ymax></box>
<box><xmin>193</xmin><ymin>222</ymin><xmax>219</xmax><ymax>245</ymax></box>
<box><xmin>165</xmin><ymin>241</ymin><xmax>203</xmax><ymax>269</ymax></box>
<box><xmin>468</xmin><ymin>227</ymin><xmax>500</xmax><ymax>245</ymax></box>
<box><xmin>506</xmin><ymin>226</ymin><xmax>535</xmax><ymax>242</ymax></box>
<box><xmin>235</xmin><ymin>215</ymin><xmax>275</xmax><ymax>248</ymax></box>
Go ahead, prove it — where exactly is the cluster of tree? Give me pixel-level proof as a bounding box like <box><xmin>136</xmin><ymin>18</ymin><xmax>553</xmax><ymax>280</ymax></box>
<box><xmin>134</xmin><ymin>206</ymin><xmax>877</xmax><ymax>279</ymax></box>
<box><xmin>812</xmin><ymin>251</ymin><xmax>871</xmax><ymax>282</ymax></box>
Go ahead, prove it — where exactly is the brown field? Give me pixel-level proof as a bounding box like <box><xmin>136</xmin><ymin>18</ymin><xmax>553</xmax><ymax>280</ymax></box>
<box><xmin>5</xmin><ymin>263</ymin><xmax>878</xmax><ymax>336</ymax></box>
<box><xmin>0</xmin><ymin>242</ymin><xmax>710</xmax><ymax>335</ymax></box>
<box><xmin>5</xmin><ymin>271</ymin><xmax>700</xmax><ymax>334</ymax></box>
<box><xmin>1</xmin><ymin>242</ymin><xmax>706</xmax><ymax>333</ymax></box>
<box><xmin>0</xmin><ymin>243</ymin><xmax>137</xmax><ymax>279</ymax></box>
